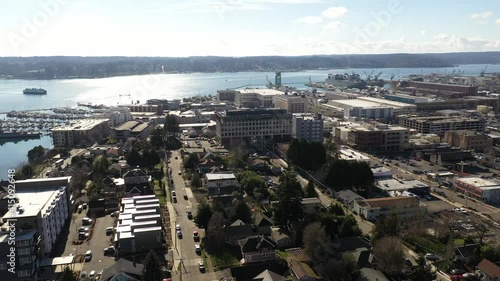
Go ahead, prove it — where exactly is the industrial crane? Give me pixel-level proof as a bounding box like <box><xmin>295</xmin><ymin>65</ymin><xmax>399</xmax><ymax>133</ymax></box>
<box><xmin>373</xmin><ymin>71</ymin><xmax>383</xmax><ymax>81</ymax></box>
<box><xmin>480</xmin><ymin>65</ymin><xmax>488</xmax><ymax>77</ymax></box>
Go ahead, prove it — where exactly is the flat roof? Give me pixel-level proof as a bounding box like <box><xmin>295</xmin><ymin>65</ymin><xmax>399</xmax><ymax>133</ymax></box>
<box><xmin>331</xmin><ymin>99</ymin><xmax>391</xmax><ymax>109</ymax></box>
<box><xmin>358</xmin><ymin>97</ymin><xmax>417</xmax><ymax>108</ymax></box>
<box><xmin>205</xmin><ymin>173</ymin><xmax>237</xmax><ymax>181</ymax></box>
<box><xmin>115</xmin><ymin>121</ymin><xmax>139</xmax><ymax>131</ymax></box>
<box><xmin>52</xmin><ymin>119</ymin><xmax>108</xmax><ymax>131</ymax></box>
<box><xmin>456</xmin><ymin>177</ymin><xmax>500</xmax><ymax>190</ymax></box>
<box><xmin>377</xmin><ymin>179</ymin><xmax>429</xmax><ymax>191</ymax></box>
<box><xmin>2</xmin><ymin>187</ymin><xmax>64</xmax><ymax>219</ymax></box>
<box><xmin>133</xmin><ymin>226</ymin><xmax>162</xmax><ymax>233</ymax></box>
<box><xmin>131</xmin><ymin>123</ymin><xmax>149</xmax><ymax>132</ymax></box>
<box><xmin>237</xmin><ymin>88</ymin><xmax>285</xmax><ymax>96</ymax></box>
<box><xmin>40</xmin><ymin>256</ymin><xmax>74</xmax><ymax>267</ymax></box>
<box><xmin>357</xmin><ymin>196</ymin><xmax>418</xmax><ymax>209</ymax></box>
<box><xmin>338</xmin><ymin>148</ymin><xmax>370</xmax><ymax>161</ymax></box>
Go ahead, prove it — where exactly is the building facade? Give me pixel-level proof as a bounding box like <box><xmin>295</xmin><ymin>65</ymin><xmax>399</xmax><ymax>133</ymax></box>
<box><xmin>453</xmin><ymin>177</ymin><xmax>500</xmax><ymax>204</ymax></box>
<box><xmin>275</xmin><ymin>94</ymin><xmax>307</xmax><ymax>113</ymax></box>
<box><xmin>234</xmin><ymin>89</ymin><xmax>284</xmax><ymax>108</ymax></box>
<box><xmin>215</xmin><ymin>109</ymin><xmax>292</xmax><ymax>147</ymax></box>
<box><xmin>443</xmin><ymin>130</ymin><xmax>493</xmax><ymax>152</ymax></box>
<box><xmin>292</xmin><ymin>114</ymin><xmax>324</xmax><ymax>142</ymax></box>
<box><xmin>353</xmin><ymin>196</ymin><xmax>425</xmax><ymax>221</ymax></box>
<box><xmin>52</xmin><ymin>119</ymin><xmax>110</xmax><ymax>147</ymax></box>
<box><xmin>0</xmin><ymin>230</ymin><xmax>40</xmax><ymax>281</ymax></box>
<box><xmin>113</xmin><ymin>121</ymin><xmax>154</xmax><ymax>140</ymax></box>
<box><xmin>204</xmin><ymin>173</ymin><xmax>240</xmax><ymax>197</ymax></box>
<box><xmin>346</xmin><ymin>122</ymin><xmax>410</xmax><ymax>151</ymax></box>
<box><xmin>396</xmin><ymin>115</ymin><xmax>486</xmax><ymax>136</ymax></box>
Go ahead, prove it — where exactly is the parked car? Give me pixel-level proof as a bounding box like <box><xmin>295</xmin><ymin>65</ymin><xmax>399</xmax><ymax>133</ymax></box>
<box><xmin>77</xmin><ymin>205</ymin><xmax>83</xmax><ymax>213</ymax></box>
<box><xmin>193</xmin><ymin>230</ymin><xmax>199</xmax><ymax>241</ymax></box>
<box><xmin>178</xmin><ymin>171</ymin><xmax>181</xmax><ymax>175</ymax></box>
<box><xmin>198</xmin><ymin>261</ymin><xmax>205</xmax><ymax>272</ymax></box>
<box><xmin>80</xmin><ymin>271</ymin><xmax>87</xmax><ymax>278</ymax></box>
<box><xmin>110</xmin><ymin>211</ymin><xmax>120</xmax><ymax>217</ymax></box>
<box><xmin>175</xmin><ymin>224</ymin><xmax>181</xmax><ymax>231</ymax></box>
<box><xmin>172</xmin><ymin>196</ymin><xmax>177</xmax><ymax>203</ymax></box>
<box><xmin>89</xmin><ymin>270</ymin><xmax>96</xmax><ymax>278</ymax></box>
<box><xmin>103</xmin><ymin>246</ymin><xmax>115</xmax><ymax>255</ymax></box>
<box><xmin>177</xmin><ymin>230</ymin><xmax>182</xmax><ymax>239</ymax></box>
<box><xmin>84</xmin><ymin>250</ymin><xmax>92</xmax><ymax>262</ymax></box>
<box><xmin>195</xmin><ymin>244</ymin><xmax>201</xmax><ymax>253</ymax></box>
<box><xmin>78</xmin><ymin>227</ymin><xmax>89</xmax><ymax>233</ymax></box>
<box><xmin>450</xmin><ymin>269</ymin><xmax>465</xmax><ymax>275</ymax></box>
<box><xmin>82</xmin><ymin>203</ymin><xmax>88</xmax><ymax>209</ymax></box>
<box><xmin>183</xmin><ymin>194</ymin><xmax>188</xmax><ymax>200</ymax></box>
<box><xmin>82</xmin><ymin>217</ymin><xmax>93</xmax><ymax>225</ymax></box>
<box><xmin>106</xmin><ymin>227</ymin><xmax>114</xmax><ymax>235</ymax></box>
<box><xmin>424</xmin><ymin>253</ymin><xmax>437</xmax><ymax>260</ymax></box>
<box><xmin>187</xmin><ymin>211</ymin><xmax>193</xmax><ymax>219</ymax></box>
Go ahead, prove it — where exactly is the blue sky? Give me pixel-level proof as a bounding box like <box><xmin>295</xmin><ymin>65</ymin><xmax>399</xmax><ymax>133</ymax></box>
<box><xmin>1</xmin><ymin>0</ymin><xmax>499</xmax><ymax>56</ymax></box>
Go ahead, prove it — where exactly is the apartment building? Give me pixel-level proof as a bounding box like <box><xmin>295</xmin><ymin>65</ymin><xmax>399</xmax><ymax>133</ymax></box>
<box><xmin>345</xmin><ymin>122</ymin><xmax>410</xmax><ymax>152</ymax></box>
<box><xmin>353</xmin><ymin>196</ymin><xmax>425</xmax><ymax>221</ymax></box>
<box><xmin>275</xmin><ymin>94</ymin><xmax>307</xmax><ymax>113</ymax></box>
<box><xmin>234</xmin><ymin>89</ymin><xmax>284</xmax><ymax>108</ymax></box>
<box><xmin>0</xmin><ymin>230</ymin><xmax>40</xmax><ymax>281</ymax></box>
<box><xmin>204</xmin><ymin>172</ymin><xmax>240</xmax><ymax>197</ymax></box>
<box><xmin>115</xmin><ymin>195</ymin><xmax>163</xmax><ymax>254</ymax></box>
<box><xmin>396</xmin><ymin>114</ymin><xmax>486</xmax><ymax>136</ymax></box>
<box><xmin>52</xmin><ymin>119</ymin><xmax>110</xmax><ymax>147</ymax></box>
<box><xmin>127</xmin><ymin>104</ymin><xmax>163</xmax><ymax>115</ymax></box>
<box><xmin>443</xmin><ymin>130</ymin><xmax>493</xmax><ymax>152</ymax></box>
<box><xmin>91</xmin><ymin>106</ymin><xmax>133</xmax><ymax>127</ymax></box>
<box><xmin>292</xmin><ymin>113</ymin><xmax>324</xmax><ymax>142</ymax></box>
<box><xmin>215</xmin><ymin>108</ymin><xmax>292</xmax><ymax>147</ymax></box>
<box><xmin>113</xmin><ymin>120</ymin><xmax>154</xmax><ymax>140</ymax></box>
<box><xmin>1</xmin><ymin>177</ymin><xmax>71</xmax><ymax>257</ymax></box>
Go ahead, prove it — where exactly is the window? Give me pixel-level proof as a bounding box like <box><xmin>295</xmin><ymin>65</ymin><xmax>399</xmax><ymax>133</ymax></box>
<box><xmin>19</xmin><ymin>257</ymin><xmax>31</xmax><ymax>265</ymax></box>
<box><xmin>18</xmin><ymin>248</ymin><xmax>30</xmax><ymax>255</ymax></box>
<box><xmin>18</xmin><ymin>270</ymin><xmax>31</xmax><ymax>277</ymax></box>
<box><xmin>0</xmin><ymin>263</ymin><xmax>6</xmax><ymax>270</ymax></box>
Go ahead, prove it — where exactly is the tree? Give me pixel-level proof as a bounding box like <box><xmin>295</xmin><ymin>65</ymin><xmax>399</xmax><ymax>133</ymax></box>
<box><xmin>126</xmin><ymin>149</ymin><xmax>143</xmax><ymax>167</ymax></box>
<box><xmin>405</xmin><ymin>257</ymin><xmax>436</xmax><ymax>281</ymax></box>
<box><xmin>338</xmin><ymin>215</ymin><xmax>362</xmax><ymax>238</ymax></box>
<box><xmin>238</xmin><ymin>171</ymin><xmax>266</xmax><ymax>196</ymax></box>
<box><xmin>273</xmin><ymin>169</ymin><xmax>304</xmax><ymax>229</ymax></box>
<box><xmin>373</xmin><ymin>236</ymin><xmax>404</xmax><ymax>276</ymax></box>
<box><xmin>232</xmin><ymin>200</ymin><xmax>252</xmax><ymax>224</ymax></box>
<box><xmin>164</xmin><ymin>114</ymin><xmax>179</xmax><ymax>137</ymax></box>
<box><xmin>15</xmin><ymin>164</ymin><xmax>34</xmax><ymax>180</ymax></box>
<box><xmin>191</xmin><ymin>172</ymin><xmax>201</xmax><ymax>188</ymax></box>
<box><xmin>372</xmin><ymin>215</ymin><xmax>400</xmax><ymax>240</ymax></box>
<box><xmin>150</xmin><ymin>128</ymin><xmax>164</xmax><ymax>149</ymax></box>
<box><xmin>194</xmin><ymin>200</ymin><xmax>213</xmax><ymax>229</ymax></box>
<box><xmin>143</xmin><ymin>149</ymin><xmax>161</xmax><ymax>167</ymax></box>
<box><xmin>205</xmin><ymin>212</ymin><xmax>227</xmax><ymax>254</ymax></box>
<box><xmin>27</xmin><ymin>145</ymin><xmax>45</xmax><ymax>163</ymax></box>
<box><xmin>305</xmin><ymin>180</ymin><xmax>318</xmax><ymax>198</ymax></box>
<box><xmin>142</xmin><ymin>250</ymin><xmax>164</xmax><ymax>281</ymax></box>
<box><xmin>60</xmin><ymin>266</ymin><xmax>78</xmax><ymax>281</ymax></box>
<box><xmin>92</xmin><ymin>154</ymin><xmax>109</xmax><ymax>179</ymax></box>
<box><xmin>287</xmin><ymin>139</ymin><xmax>326</xmax><ymax>170</ymax></box>
<box><xmin>184</xmin><ymin>154</ymin><xmax>200</xmax><ymax>170</ymax></box>
<box><xmin>324</xmin><ymin>159</ymin><xmax>374</xmax><ymax>194</ymax></box>
<box><xmin>303</xmin><ymin>222</ymin><xmax>329</xmax><ymax>260</ymax></box>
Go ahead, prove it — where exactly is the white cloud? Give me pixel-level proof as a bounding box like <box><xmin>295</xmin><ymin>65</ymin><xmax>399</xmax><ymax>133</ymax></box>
<box><xmin>321</xmin><ymin>6</ymin><xmax>348</xmax><ymax>19</ymax></box>
<box><xmin>323</xmin><ymin>21</ymin><xmax>344</xmax><ymax>31</ymax></box>
<box><xmin>294</xmin><ymin>16</ymin><xmax>323</xmax><ymax>24</ymax></box>
<box><xmin>496</xmin><ymin>18</ymin><xmax>500</xmax><ymax>24</ymax></box>
<box><xmin>434</xmin><ymin>33</ymin><xmax>448</xmax><ymax>40</ymax></box>
<box><xmin>421</xmin><ymin>30</ymin><xmax>426</xmax><ymax>35</ymax></box>
<box><xmin>470</xmin><ymin>11</ymin><xmax>492</xmax><ymax>20</ymax></box>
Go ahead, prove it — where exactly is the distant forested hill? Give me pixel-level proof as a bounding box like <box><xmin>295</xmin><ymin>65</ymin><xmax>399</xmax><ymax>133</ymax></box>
<box><xmin>0</xmin><ymin>52</ymin><xmax>499</xmax><ymax>79</ymax></box>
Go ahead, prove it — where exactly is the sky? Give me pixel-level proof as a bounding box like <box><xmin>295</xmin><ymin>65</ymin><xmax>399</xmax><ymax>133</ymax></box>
<box><xmin>0</xmin><ymin>0</ymin><xmax>499</xmax><ymax>57</ymax></box>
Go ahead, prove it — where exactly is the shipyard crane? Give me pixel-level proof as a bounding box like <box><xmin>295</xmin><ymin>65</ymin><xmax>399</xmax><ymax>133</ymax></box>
<box><xmin>363</xmin><ymin>71</ymin><xmax>369</xmax><ymax>80</ymax></box>
<box><xmin>480</xmin><ymin>65</ymin><xmax>488</xmax><ymax>77</ymax></box>
<box><xmin>390</xmin><ymin>74</ymin><xmax>396</xmax><ymax>81</ymax></box>
<box><xmin>374</xmin><ymin>71</ymin><xmax>383</xmax><ymax>81</ymax></box>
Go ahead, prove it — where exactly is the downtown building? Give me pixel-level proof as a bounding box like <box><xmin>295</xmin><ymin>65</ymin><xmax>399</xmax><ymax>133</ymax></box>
<box><xmin>52</xmin><ymin>119</ymin><xmax>110</xmax><ymax>147</ymax></box>
<box><xmin>396</xmin><ymin>114</ymin><xmax>486</xmax><ymax>136</ymax></box>
<box><xmin>215</xmin><ymin>108</ymin><xmax>292</xmax><ymax>147</ymax></box>
<box><xmin>292</xmin><ymin>113</ymin><xmax>324</xmax><ymax>142</ymax></box>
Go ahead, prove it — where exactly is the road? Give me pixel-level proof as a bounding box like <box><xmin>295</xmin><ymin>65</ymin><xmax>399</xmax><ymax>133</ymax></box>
<box><xmin>166</xmin><ymin>149</ymin><xmax>222</xmax><ymax>281</ymax></box>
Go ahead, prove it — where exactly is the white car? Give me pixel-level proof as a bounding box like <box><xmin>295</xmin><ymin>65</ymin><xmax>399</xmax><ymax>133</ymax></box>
<box><xmin>89</xmin><ymin>270</ymin><xmax>96</xmax><ymax>278</ymax></box>
<box><xmin>195</xmin><ymin>244</ymin><xmax>201</xmax><ymax>252</ymax></box>
<box><xmin>84</xmin><ymin>250</ymin><xmax>92</xmax><ymax>262</ymax></box>
<box><xmin>175</xmin><ymin>224</ymin><xmax>181</xmax><ymax>231</ymax></box>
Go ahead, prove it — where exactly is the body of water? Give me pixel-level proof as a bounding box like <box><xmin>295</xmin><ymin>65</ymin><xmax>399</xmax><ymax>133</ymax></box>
<box><xmin>0</xmin><ymin>64</ymin><xmax>498</xmax><ymax>178</ymax></box>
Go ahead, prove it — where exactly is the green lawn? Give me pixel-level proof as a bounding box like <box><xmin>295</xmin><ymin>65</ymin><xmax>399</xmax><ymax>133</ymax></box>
<box><xmin>209</xmin><ymin>250</ymin><xmax>241</xmax><ymax>271</ymax></box>
<box><xmin>454</xmin><ymin>238</ymin><xmax>465</xmax><ymax>246</ymax></box>
<box><xmin>408</xmin><ymin>236</ymin><xmax>447</xmax><ymax>254</ymax></box>
<box><xmin>276</xmin><ymin>249</ymin><xmax>290</xmax><ymax>259</ymax></box>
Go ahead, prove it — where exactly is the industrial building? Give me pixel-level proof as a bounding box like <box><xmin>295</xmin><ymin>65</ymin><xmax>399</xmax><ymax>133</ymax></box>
<box><xmin>443</xmin><ymin>130</ymin><xmax>493</xmax><ymax>152</ymax></box>
<box><xmin>383</xmin><ymin>93</ymin><xmax>430</xmax><ymax>104</ymax></box>
<box><xmin>52</xmin><ymin>119</ymin><xmax>110</xmax><ymax>147</ymax></box>
<box><xmin>324</xmin><ymin>97</ymin><xmax>416</xmax><ymax>119</ymax></box>
<box><xmin>453</xmin><ymin>177</ymin><xmax>500</xmax><ymax>204</ymax></box>
<box><xmin>115</xmin><ymin>195</ymin><xmax>163</xmax><ymax>254</ymax></box>
<box><xmin>398</xmin><ymin>80</ymin><xmax>478</xmax><ymax>97</ymax></box>
<box><xmin>215</xmin><ymin>108</ymin><xmax>292</xmax><ymax>147</ymax></box>
<box><xmin>396</xmin><ymin>114</ymin><xmax>486</xmax><ymax>136</ymax></box>
<box><xmin>292</xmin><ymin>113</ymin><xmax>324</xmax><ymax>142</ymax></box>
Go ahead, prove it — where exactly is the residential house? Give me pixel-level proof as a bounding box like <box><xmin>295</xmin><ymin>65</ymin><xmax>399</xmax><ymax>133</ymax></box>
<box><xmin>250</xmin><ymin>269</ymin><xmax>287</xmax><ymax>281</ymax></box>
<box><xmin>353</xmin><ymin>196</ymin><xmax>425</xmax><ymax>221</ymax></box>
<box><xmin>346</xmin><ymin>247</ymin><xmax>372</xmax><ymax>269</ymax></box>
<box><xmin>225</xmin><ymin>219</ymin><xmax>254</xmax><ymax>246</ymax></box>
<box><xmin>99</xmin><ymin>258</ymin><xmax>144</xmax><ymax>281</ymax></box>
<box><xmin>336</xmin><ymin>189</ymin><xmax>365</xmax><ymax>210</ymax></box>
<box><xmin>289</xmin><ymin>259</ymin><xmax>320</xmax><ymax>281</ymax></box>
<box><xmin>356</xmin><ymin>268</ymin><xmax>389</xmax><ymax>281</ymax></box>
<box><xmin>108</xmin><ymin>163</ymin><xmax>123</xmax><ymax>178</ymax></box>
<box><xmin>332</xmin><ymin>237</ymin><xmax>372</xmax><ymax>253</ymax></box>
<box><xmin>454</xmin><ymin>244</ymin><xmax>479</xmax><ymax>264</ymax></box>
<box><xmin>301</xmin><ymin>197</ymin><xmax>323</xmax><ymax>215</ymax></box>
<box><xmin>204</xmin><ymin>172</ymin><xmax>240</xmax><ymax>198</ymax></box>
<box><xmin>123</xmin><ymin>169</ymin><xmax>153</xmax><ymax>196</ymax></box>
<box><xmin>271</xmin><ymin>227</ymin><xmax>293</xmax><ymax>249</ymax></box>
<box><xmin>239</xmin><ymin>235</ymin><xmax>277</xmax><ymax>264</ymax></box>
<box><xmin>197</xmin><ymin>159</ymin><xmax>224</xmax><ymax>174</ymax></box>
<box><xmin>477</xmin><ymin>258</ymin><xmax>500</xmax><ymax>281</ymax></box>
<box><xmin>254</xmin><ymin>212</ymin><xmax>274</xmax><ymax>235</ymax></box>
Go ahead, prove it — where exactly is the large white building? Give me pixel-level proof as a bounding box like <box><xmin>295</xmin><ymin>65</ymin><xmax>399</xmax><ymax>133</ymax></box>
<box><xmin>397</xmin><ymin>114</ymin><xmax>486</xmax><ymax>136</ymax></box>
<box><xmin>204</xmin><ymin>172</ymin><xmax>240</xmax><ymax>197</ymax></box>
<box><xmin>215</xmin><ymin>108</ymin><xmax>292</xmax><ymax>147</ymax></box>
<box><xmin>454</xmin><ymin>177</ymin><xmax>500</xmax><ymax>204</ymax></box>
<box><xmin>52</xmin><ymin>119</ymin><xmax>110</xmax><ymax>147</ymax></box>
<box><xmin>234</xmin><ymin>88</ymin><xmax>285</xmax><ymax>108</ymax></box>
<box><xmin>324</xmin><ymin>97</ymin><xmax>416</xmax><ymax>119</ymax></box>
<box><xmin>1</xmin><ymin>177</ymin><xmax>71</xmax><ymax>257</ymax></box>
<box><xmin>292</xmin><ymin>113</ymin><xmax>324</xmax><ymax>142</ymax></box>
<box><xmin>92</xmin><ymin>106</ymin><xmax>133</xmax><ymax>127</ymax></box>
<box><xmin>275</xmin><ymin>94</ymin><xmax>308</xmax><ymax>113</ymax></box>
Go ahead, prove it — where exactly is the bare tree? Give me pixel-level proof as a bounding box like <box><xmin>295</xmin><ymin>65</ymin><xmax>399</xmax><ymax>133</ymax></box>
<box><xmin>303</xmin><ymin>222</ymin><xmax>329</xmax><ymax>261</ymax></box>
<box><xmin>373</xmin><ymin>236</ymin><xmax>404</xmax><ymax>276</ymax></box>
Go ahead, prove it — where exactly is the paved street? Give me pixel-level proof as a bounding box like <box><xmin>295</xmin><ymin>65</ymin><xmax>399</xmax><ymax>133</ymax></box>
<box><xmin>166</xmin><ymin>149</ymin><xmax>223</xmax><ymax>281</ymax></box>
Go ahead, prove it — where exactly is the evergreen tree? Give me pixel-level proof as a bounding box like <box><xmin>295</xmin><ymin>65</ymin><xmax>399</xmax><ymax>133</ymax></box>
<box><xmin>126</xmin><ymin>149</ymin><xmax>143</xmax><ymax>167</ymax></box>
<box><xmin>60</xmin><ymin>267</ymin><xmax>78</xmax><ymax>281</ymax></box>
<box><xmin>305</xmin><ymin>180</ymin><xmax>318</xmax><ymax>198</ymax></box>
<box><xmin>27</xmin><ymin>145</ymin><xmax>45</xmax><ymax>163</ymax></box>
<box><xmin>142</xmin><ymin>250</ymin><xmax>163</xmax><ymax>281</ymax></box>
<box><xmin>194</xmin><ymin>200</ymin><xmax>213</xmax><ymax>229</ymax></box>
<box><xmin>406</xmin><ymin>257</ymin><xmax>436</xmax><ymax>281</ymax></box>
<box><xmin>273</xmin><ymin>169</ymin><xmax>304</xmax><ymax>229</ymax></box>
<box><xmin>164</xmin><ymin>114</ymin><xmax>179</xmax><ymax>137</ymax></box>
<box><xmin>191</xmin><ymin>172</ymin><xmax>201</xmax><ymax>188</ymax></box>
<box><xmin>232</xmin><ymin>200</ymin><xmax>253</xmax><ymax>224</ymax></box>
<box><xmin>150</xmin><ymin>128</ymin><xmax>164</xmax><ymax>149</ymax></box>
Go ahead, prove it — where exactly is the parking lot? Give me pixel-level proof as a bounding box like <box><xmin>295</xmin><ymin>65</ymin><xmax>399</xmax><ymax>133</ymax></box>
<box><xmin>60</xmin><ymin>209</ymin><xmax>117</xmax><ymax>277</ymax></box>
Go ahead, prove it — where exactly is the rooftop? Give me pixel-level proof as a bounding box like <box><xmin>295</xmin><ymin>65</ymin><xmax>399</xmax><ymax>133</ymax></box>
<box><xmin>377</xmin><ymin>178</ymin><xmax>429</xmax><ymax>191</ymax></box>
<box><xmin>52</xmin><ymin>118</ymin><xmax>109</xmax><ymax>131</ymax></box>
<box><xmin>237</xmin><ymin>88</ymin><xmax>285</xmax><ymax>96</ymax></box>
<box><xmin>356</xmin><ymin>196</ymin><xmax>419</xmax><ymax>209</ymax></box>
<box><xmin>358</xmin><ymin>96</ymin><xmax>417</xmax><ymax>108</ymax></box>
<box><xmin>456</xmin><ymin>177</ymin><xmax>500</xmax><ymax>190</ymax></box>
<box><xmin>115</xmin><ymin>121</ymin><xmax>139</xmax><ymax>131</ymax></box>
<box><xmin>338</xmin><ymin>148</ymin><xmax>370</xmax><ymax>162</ymax></box>
<box><xmin>205</xmin><ymin>172</ymin><xmax>237</xmax><ymax>181</ymax></box>
<box><xmin>2</xmin><ymin>185</ymin><xmax>66</xmax><ymax>219</ymax></box>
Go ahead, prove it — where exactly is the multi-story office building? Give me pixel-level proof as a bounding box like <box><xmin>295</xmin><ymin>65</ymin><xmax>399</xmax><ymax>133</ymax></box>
<box><xmin>0</xmin><ymin>230</ymin><xmax>40</xmax><ymax>281</ymax></box>
<box><xmin>292</xmin><ymin>114</ymin><xmax>324</xmax><ymax>142</ymax></box>
<box><xmin>275</xmin><ymin>94</ymin><xmax>307</xmax><ymax>113</ymax></box>
<box><xmin>52</xmin><ymin>119</ymin><xmax>110</xmax><ymax>147</ymax></box>
<box><xmin>336</xmin><ymin>122</ymin><xmax>410</xmax><ymax>151</ymax></box>
<box><xmin>217</xmin><ymin>90</ymin><xmax>237</xmax><ymax>102</ymax></box>
<box><xmin>0</xmin><ymin>177</ymin><xmax>71</xmax><ymax>258</ymax></box>
<box><xmin>126</xmin><ymin>104</ymin><xmax>163</xmax><ymax>115</ymax></box>
<box><xmin>444</xmin><ymin>130</ymin><xmax>493</xmax><ymax>152</ymax></box>
<box><xmin>396</xmin><ymin>115</ymin><xmax>486</xmax><ymax>136</ymax></box>
<box><xmin>234</xmin><ymin>89</ymin><xmax>284</xmax><ymax>108</ymax></box>
<box><xmin>92</xmin><ymin>107</ymin><xmax>133</xmax><ymax>127</ymax></box>
<box><xmin>215</xmin><ymin>109</ymin><xmax>292</xmax><ymax>147</ymax></box>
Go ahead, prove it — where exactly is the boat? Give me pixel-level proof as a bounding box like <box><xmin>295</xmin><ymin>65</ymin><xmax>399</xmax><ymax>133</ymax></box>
<box><xmin>0</xmin><ymin>130</ymin><xmax>41</xmax><ymax>140</ymax></box>
<box><xmin>23</xmin><ymin>88</ymin><xmax>47</xmax><ymax>95</ymax></box>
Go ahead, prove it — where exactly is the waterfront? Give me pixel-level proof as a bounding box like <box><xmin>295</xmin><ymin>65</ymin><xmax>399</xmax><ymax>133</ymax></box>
<box><xmin>1</xmin><ymin>64</ymin><xmax>499</xmax><ymax>178</ymax></box>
